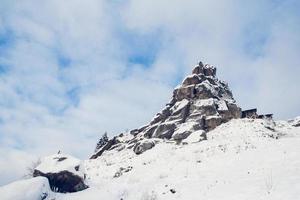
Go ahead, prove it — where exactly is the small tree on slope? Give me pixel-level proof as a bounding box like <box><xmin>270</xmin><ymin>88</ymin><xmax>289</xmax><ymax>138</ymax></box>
<box><xmin>94</xmin><ymin>132</ymin><xmax>109</xmax><ymax>152</ymax></box>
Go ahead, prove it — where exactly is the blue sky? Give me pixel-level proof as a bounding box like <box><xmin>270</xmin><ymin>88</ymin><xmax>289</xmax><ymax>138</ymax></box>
<box><xmin>0</xmin><ymin>0</ymin><xmax>300</xmax><ymax>185</ymax></box>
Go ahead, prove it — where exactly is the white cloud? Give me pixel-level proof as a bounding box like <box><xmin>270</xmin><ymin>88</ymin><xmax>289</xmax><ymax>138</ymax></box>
<box><xmin>0</xmin><ymin>147</ymin><xmax>37</xmax><ymax>186</ymax></box>
<box><xmin>121</xmin><ymin>0</ymin><xmax>300</xmax><ymax>118</ymax></box>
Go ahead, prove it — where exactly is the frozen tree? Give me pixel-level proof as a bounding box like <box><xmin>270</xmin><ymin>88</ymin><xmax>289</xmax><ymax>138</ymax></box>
<box><xmin>94</xmin><ymin>132</ymin><xmax>109</xmax><ymax>152</ymax></box>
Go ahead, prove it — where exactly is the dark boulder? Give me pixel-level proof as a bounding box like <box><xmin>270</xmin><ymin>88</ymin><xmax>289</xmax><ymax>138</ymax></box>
<box><xmin>33</xmin><ymin>154</ymin><xmax>88</xmax><ymax>193</ymax></box>
<box><xmin>152</xmin><ymin>123</ymin><xmax>176</xmax><ymax>139</ymax></box>
<box><xmin>33</xmin><ymin>170</ymin><xmax>88</xmax><ymax>193</ymax></box>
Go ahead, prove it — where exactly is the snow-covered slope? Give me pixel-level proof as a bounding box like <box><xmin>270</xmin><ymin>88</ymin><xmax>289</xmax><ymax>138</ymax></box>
<box><xmin>0</xmin><ymin>177</ymin><xmax>54</xmax><ymax>200</ymax></box>
<box><xmin>52</xmin><ymin>119</ymin><xmax>300</xmax><ymax>199</ymax></box>
<box><xmin>1</xmin><ymin>118</ymin><xmax>300</xmax><ymax>200</ymax></box>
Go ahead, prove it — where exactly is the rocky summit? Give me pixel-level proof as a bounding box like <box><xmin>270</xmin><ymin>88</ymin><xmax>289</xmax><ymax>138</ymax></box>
<box><xmin>91</xmin><ymin>61</ymin><xmax>242</xmax><ymax>158</ymax></box>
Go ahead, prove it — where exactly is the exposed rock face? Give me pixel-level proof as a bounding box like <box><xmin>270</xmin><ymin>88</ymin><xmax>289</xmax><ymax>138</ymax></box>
<box><xmin>33</xmin><ymin>154</ymin><xmax>88</xmax><ymax>193</ymax></box>
<box><xmin>91</xmin><ymin>61</ymin><xmax>241</xmax><ymax>158</ymax></box>
<box><xmin>133</xmin><ymin>139</ymin><xmax>156</xmax><ymax>155</ymax></box>
<box><xmin>33</xmin><ymin>170</ymin><xmax>87</xmax><ymax>193</ymax></box>
<box><xmin>144</xmin><ymin>62</ymin><xmax>241</xmax><ymax>135</ymax></box>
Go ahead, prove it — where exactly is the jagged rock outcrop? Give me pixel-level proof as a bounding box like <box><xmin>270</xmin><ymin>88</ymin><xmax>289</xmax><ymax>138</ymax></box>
<box><xmin>91</xmin><ymin>61</ymin><xmax>241</xmax><ymax>158</ymax></box>
<box><xmin>33</xmin><ymin>154</ymin><xmax>88</xmax><ymax>193</ymax></box>
<box><xmin>137</xmin><ymin>62</ymin><xmax>241</xmax><ymax>137</ymax></box>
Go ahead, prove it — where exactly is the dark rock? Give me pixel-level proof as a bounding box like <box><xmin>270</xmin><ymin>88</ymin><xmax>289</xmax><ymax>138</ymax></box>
<box><xmin>133</xmin><ymin>140</ymin><xmax>155</xmax><ymax>155</ymax></box>
<box><xmin>143</xmin><ymin>125</ymin><xmax>159</xmax><ymax>138</ymax></box>
<box><xmin>33</xmin><ymin>170</ymin><xmax>88</xmax><ymax>193</ymax></box>
<box><xmin>226</xmin><ymin>103</ymin><xmax>242</xmax><ymax>119</ymax></box>
<box><xmin>74</xmin><ymin>165</ymin><xmax>80</xmax><ymax>171</ymax></box>
<box><xmin>130</xmin><ymin>129</ymin><xmax>139</xmax><ymax>136</ymax></box>
<box><xmin>192</xmin><ymin>62</ymin><xmax>204</xmax><ymax>74</ymax></box>
<box><xmin>182</xmin><ymin>74</ymin><xmax>202</xmax><ymax>86</ymax></box>
<box><xmin>57</xmin><ymin>157</ymin><xmax>67</xmax><ymax>162</ymax></box>
<box><xmin>204</xmin><ymin>116</ymin><xmax>222</xmax><ymax>130</ymax></box>
<box><xmin>152</xmin><ymin>123</ymin><xmax>176</xmax><ymax>139</ymax></box>
<box><xmin>170</xmin><ymin>189</ymin><xmax>176</xmax><ymax>194</ymax></box>
<box><xmin>203</xmin><ymin>64</ymin><xmax>216</xmax><ymax>77</ymax></box>
<box><xmin>194</xmin><ymin>83</ymin><xmax>216</xmax><ymax>99</ymax></box>
<box><xmin>172</xmin><ymin>129</ymin><xmax>192</xmax><ymax>140</ymax></box>
<box><xmin>174</xmin><ymin>85</ymin><xmax>196</xmax><ymax>101</ymax></box>
<box><xmin>113</xmin><ymin>166</ymin><xmax>133</xmax><ymax>178</ymax></box>
<box><xmin>167</xmin><ymin>100</ymin><xmax>190</xmax><ymax>123</ymax></box>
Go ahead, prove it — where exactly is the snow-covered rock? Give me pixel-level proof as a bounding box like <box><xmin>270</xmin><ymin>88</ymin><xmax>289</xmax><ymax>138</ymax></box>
<box><xmin>91</xmin><ymin>61</ymin><xmax>242</xmax><ymax>158</ymax></box>
<box><xmin>33</xmin><ymin>154</ymin><xmax>88</xmax><ymax>193</ymax></box>
<box><xmin>133</xmin><ymin>139</ymin><xmax>157</xmax><ymax>155</ymax></box>
<box><xmin>182</xmin><ymin>130</ymin><xmax>206</xmax><ymax>144</ymax></box>
<box><xmin>0</xmin><ymin>177</ymin><xmax>54</xmax><ymax>200</ymax></box>
<box><xmin>288</xmin><ymin>116</ymin><xmax>300</xmax><ymax>127</ymax></box>
<box><xmin>172</xmin><ymin>121</ymin><xmax>199</xmax><ymax>140</ymax></box>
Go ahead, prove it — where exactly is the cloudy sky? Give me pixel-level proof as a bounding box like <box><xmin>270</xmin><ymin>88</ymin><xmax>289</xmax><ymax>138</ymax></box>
<box><xmin>0</xmin><ymin>0</ymin><xmax>299</xmax><ymax>185</ymax></box>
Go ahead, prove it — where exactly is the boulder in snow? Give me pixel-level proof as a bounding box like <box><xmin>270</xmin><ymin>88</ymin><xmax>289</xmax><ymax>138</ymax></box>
<box><xmin>33</xmin><ymin>154</ymin><xmax>88</xmax><ymax>193</ymax></box>
<box><xmin>133</xmin><ymin>139</ymin><xmax>156</xmax><ymax>155</ymax></box>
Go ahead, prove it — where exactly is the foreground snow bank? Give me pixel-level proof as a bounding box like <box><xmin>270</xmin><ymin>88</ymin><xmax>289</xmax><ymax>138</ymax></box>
<box><xmin>1</xmin><ymin>119</ymin><xmax>299</xmax><ymax>200</ymax></box>
<box><xmin>56</xmin><ymin>119</ymin><xmax>300</xmax><ymax>200</ymax></box>
<box><xmin>0</xmin><ymin>177</ymin><xmax>54</xmax><ymax>200</ymax></box>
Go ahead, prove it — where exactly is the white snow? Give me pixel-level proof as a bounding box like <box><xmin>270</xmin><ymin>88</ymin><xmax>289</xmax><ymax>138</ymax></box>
<box><xmin>172</xmin><ymin>121</ymin><xmax>198</xmax><ymax>137</ymax></box>
<box><xmin>61</xmin><ymin>119</ymin><xmax>300</xmax><ymax>200</ymax></box>
<box><xmin>0</xmin><ymin>177</ymin><xmax>54</xmax><ymax>200</ymax></box>
<box><xmin>194</xmin><ymin>98</ymin><xmax>215</xmax><ymax>107</ymax></box>
<box><xmin>182</xmin><ymin>130</ymin><xmax>205</xmax><ymax>144</ymax></box>
<box><xmin>206</xmin><ymin>115</ymin><xmax>221</xmax><ymax>120</ymax></box>
<box><xmin>35</xmin><ymin>153</ymin><xmax>83</xmax><ymax>177</ymax></box>
<box><xmin>216</xmin><ymin>100</ymin><xmax>228</xmax><ymax>111</ymax></box>
<box><xmin>1</xmin><ymin>118</ymin><xmax>300</xmax><ymax>200</ymax></box>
